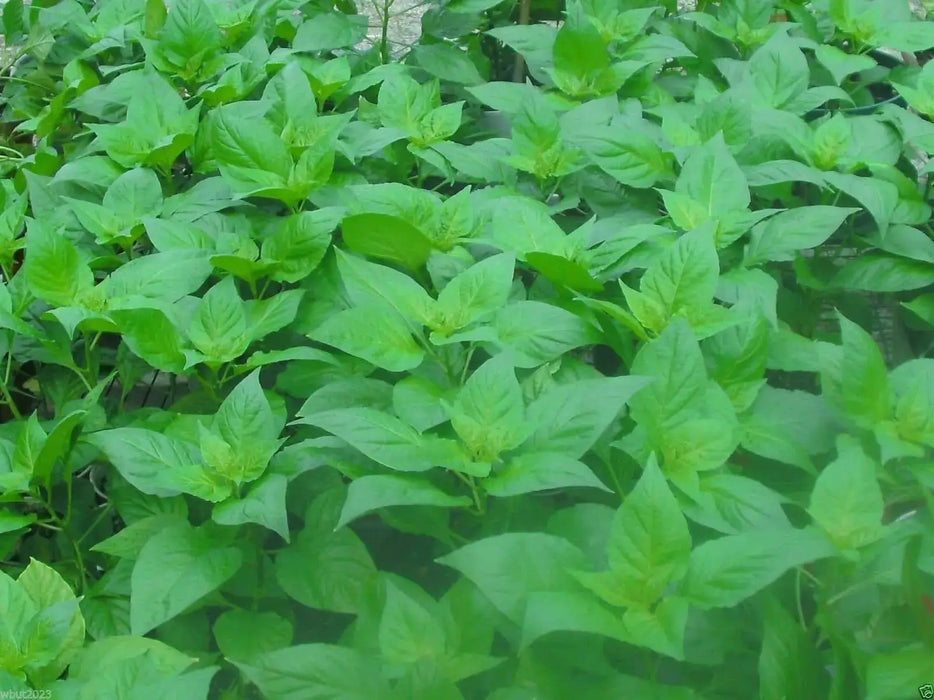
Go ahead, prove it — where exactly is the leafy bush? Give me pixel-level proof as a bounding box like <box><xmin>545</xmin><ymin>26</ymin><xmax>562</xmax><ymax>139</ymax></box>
<box><xmin>0</xmin><ymin>0</ymin><xmax>933</xmax><ymax>697</ymax></box>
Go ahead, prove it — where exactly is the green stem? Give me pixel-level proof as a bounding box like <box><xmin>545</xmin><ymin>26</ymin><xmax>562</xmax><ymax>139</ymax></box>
<box><xmin>77</xmin><ymin>505</ymin><xmax>113</xmax><ymax>546</ymax></box>
<box><xmin>795</xmin><ymin>568</ymin><xmax>807</xmax><ymax>630</ymax></box>
<box><xmin>0</xmin><ymin>353</ymin><xmax>22</xmax><ymax>419</ymax></box>
<box><xmin>453</xmin><ymin>471</ymin><xmax>484</xmax><ymax>515</ymax></box>
<box><xmin>379</xmin><ymin>0</ymin><xmax>395</xmax><ymax>64</ymax></box>
<box><xmin>459</xmin><ymin>344</ymin><xmax>476</xmax><ymax>386</ymax></box>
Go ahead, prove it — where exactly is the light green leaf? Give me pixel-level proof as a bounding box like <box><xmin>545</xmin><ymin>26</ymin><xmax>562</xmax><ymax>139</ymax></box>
<box><xmin>676</xmin><ymin>133</ymin><xmax>750</xmax><ymax>216</ymax></box>
<box><xmin>379</xmin><ymin>580</ymin><xmax>446</xmax><ymax>664</ymax></box>
<box><xmin>575</xmin><ymin>127</ymin><xmax>671</xmax><ymax>188</ymax></box>
<box><xmin>682</xmin><ymin>527</ymin><xmax>835</xmax><ymax>609</ymax></box>
<box><xmin>297</xmin><ymin>408</ymin><xmax>435</xmax><ymax>472</ymax></box>
<box><xmin>275</xmin><ymin>520</ymin><xmax>376</xmax><ymax>614</ymax></box>
<box><xmin>213</xmin><ymin>610</ymin><xmax>292</xmax><ymax>664</ymax></box>
<box><xmin>293</xmin><ymin>13</ymin><xmax>369</xmax><ymax>52</ymax></box>
<box><xmin>486</xmin><ymin>451</ymin><xmax>610</xmax><ymax>497</ymax></box>
<box><xmin>310</xmin><ymin>305</ymin><xmax>425</xmax><ymax>372</ymax></box>
<box><xmin>436</xmin><ymin>533</ymin><xmax>588</xmax><ymax>623</ymax></box>
<box><xmin>865</xmin><ymin>646</ymin><xmax>934</xmax><ymax>700</ymax></box>
<box><xmin>85</xmin><ymin>428</ymin><xmax>200</xmax><ymax>497</ymax></box>
<box><xmin>187</xmin><ymin>277</ymin><xmax>249</xmax><ymax>364</ymax></box>
<box><xmin>520</xmin><ymin>590</ymin><xmax>628</xmax><ymax>649</ymax></box>
<box><xmin>212</xmin><ymin>473</ymin><xmax>290</xmax><ymax>542</ymax></box>
<box><xmin>341</xmin><ymin>212</ymin><xmax>433</xmax><ymax>272</ymax></box>
<box><xmin>335</xmin><ymin>248</ymin><xmax>437</xmax><ymax>326</ymax></box>
<box><xmin>808</xmin><ymin>436</ymin><xmax>885</xmax><ymax>551</ymax></box>
<box><xmin>744</xmin><ymin>206</ymin><xmax>859</xmax><ymax>265</ymax></box>
<box><xmin>130</xmin><ymin>521</ymin><xmax>243</xmax><ymax>635</ymax></box>
<box><xmin>523</xmin><ymin>375</ymin><xmax>650</xmax><ymax>459</ymax></box>
<box><xmin>820</xmin><ymin>313</ymin><xmax>891</xmax><ymax>428</ymax></box>
<box><xmin>492</xmin><ymin>300</ymin><xmax>601</xmax><ymax>369</ymax></box>
<box><xmin>24</xmin><ymin>219</ymin><xmax>95</xmax><ymax>307</ymax></box>
<box><xmin>625</xmin><ymin>224</ymin><xmax>720</xmax><ymax>333</ymax></box>
<box><xmin>111</xmin><ymin>307</ymin><xmax>187</xmax><ymax>373</ymax></box>
<box><xmin>450</xmin><ymin>353</ymin><xmax>529</xmax><ymax>462</ymax></box>
<box><xmin>234</xmin><ymin>645</ymin><xmax>390</xmax><ymax>699</ymax></box>
<box><xmin>262</xmin><ymin>211</ymin><xmax>334</xmax><ymax>284</ymax></box>
<box><xmin>434</xmin><ymin>253</ymin><xmax>515</xmax><ymax>335</ymax></box>
<box><xmin>337</xmin><ymin>474</ymin><xmax>470</xmax><ymax>528</ymax></box>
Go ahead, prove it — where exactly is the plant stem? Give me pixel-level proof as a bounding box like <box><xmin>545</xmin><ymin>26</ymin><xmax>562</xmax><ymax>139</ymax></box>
<box><xmin>511</xmin><ymin>0</ymin><xmax>531</xmax><ymax>83</ymax></box>
<box><xmin>1</xmin><ymin>352</ymin><xmax>22</xmax><ymax>419</ymax></box>
<box><xmin>379</xmin><ymin>0</ymin><xmax>395</xmax><ymax>64</ymax></box>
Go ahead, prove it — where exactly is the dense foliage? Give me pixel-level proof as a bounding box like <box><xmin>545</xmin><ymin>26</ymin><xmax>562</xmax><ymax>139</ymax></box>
<box><xmin>1</xmin><ymin>0</ymin><xmax>934</xmax><ymax>696</ymax></box>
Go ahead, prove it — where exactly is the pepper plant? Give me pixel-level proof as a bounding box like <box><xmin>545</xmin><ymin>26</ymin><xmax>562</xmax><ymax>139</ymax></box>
<box><xmin>0</xmin><ymin>0</ymin><xmax>933</xmax><ymax>697</ymax></box>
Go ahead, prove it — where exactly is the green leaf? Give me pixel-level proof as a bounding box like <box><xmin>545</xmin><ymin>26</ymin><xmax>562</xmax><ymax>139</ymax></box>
<box><xmin>450</xmin><ymin>353</ymin><xmax>529</xmax><ymax>462</ymax></box>
<box><xmin>245</xmin><ymin>289</ymin><xmax>304</xmax><ymax>343</ymax></box>
<box><xmin>744</xmin><ymin>206</ymin><xmax>859</xmax><ymax>265</ymax></box>
<box><xmin>297</xmin><ymin>408</ymin><xmax>436</xmax><ymax>472</ymax></box>
<box><xmin>275</xmin><ymin>514</ymin><xmax>377</xmax><ymax>614</ymax></box>
<box><xmin>261</xmin><ymin>211</ymin><xmax>334</xmax><ymax>284</ymax></box>
<box><xmin>17</xmin><ymin>558</ymin><xmax>85</xmax><ymax>686</ymax></box>
<box><xmin>156</xmin><ymin>0</ymin><xmax>223</xmax><ymax>69</ymax></box>
<box><xmin>525</xmin><ymin>252</ymin><xmax>602</xmax><ymax>293</ymax></box>
<box><xmin>24</xmin><ymin>219</ymin><xmax>95</xmax><ymax>307</ymax></box>
<box><xmin>105</xmin><ymin>251</ymin><xmax>213</xmax><ymax>302</ymax></box>
<box><xmin>623</xmin><ymin>224</ymin><xmax>721</xmax><ymax>333</ymax></box>
<box><xmin>620</xmin><ymin>596</ymin><xmax>689</xmax><ymax>661</ymax></box>
<box><xmin>213</xmin><ymin>369</ymin><xmax>281</xmax><ymax>483</ymax></box>
<box><xmin>341</xmin><ymin>213</ymin><xmax>433</xmax><ymax>271</ymax></box>
<box><xmin>890</xmin><ymin>359</ymin><xmax>934</xmax><ymax>447</ymax></box>
<box><xmin>492</xmin><ymin>300</ymin><xmax>601</xmax><ymax>369</ymax></box>
<box><xmin>130</xmin><ymin>521</ymin><xmax>243</xmax><ymax>635</ymax></box>
<box><xmin>574</xmin><ymin>127</ymin><xmax>671</xmax><ymax>188</ymax></box>
<box><xmin>86</xmin><ymin>428</ymin><xmax>200</xmax><ymax>497</ymax></box>
<box><xmin>212</xmin><ymin>473</ymin><xmax>290</xmax><ymax>542</ymax></box>
<box><xmin>213</xmin><ymin>610</ymin><xmax>292</xmax><ymax>663</ymax></box>
<box><xmin>808</xmin><ymin>436</ymin><xmax>885</xmax><ymax>551</ymax></box>
<box><xmin>485</xmin><ymin>451</ymin><xmax>610</xmax><ymax>497</ymax></box>
<box><xmin>748</xmin><ymin>33</ymin><xmax>810</xmax><ymax>109</ymax></box>
<box><xmin>234</xmin><ymin>645</ymin><xmax>390</xmax><ymax>699</ymax></box>
<box><xmin>676</xmin><ymin>133</ymin><xmax>750</xmax><ymax>217</ymax></box>
<box><xmin>434</xmin><ymin>253</ymin><xmax>515</xmax><ymax>334</ymax></box>
<box><xmin>310</xmin><ymin>305</ymin><xmax>425</xmax><ymax>372</ymax></box>
<box><xmin>577</xmin><ymin>456</ymin><xmax>690</xmax><ymax>608</ymax></box>
<box><xmin>379</xmin><ymin>580</ymin><xmax>446</xmax><ymax>664</ymax></box>
<box><xmin>92</xmin><ymin>514</ymin><xmax>184</xmax><ymax>559</ymax></box>
<box><xmin>682</xmin><ymin>527</ymin><xmax>835</xmax><ymax>609</ymax></box>
<box><xmin>187</xmin><ymin>277</ymin><xmax>249</xmax><ymax>364</ymax></box>
<box><xmin>335</xmin><ymin>248</ymin><xmax>437</xmax><ymax>326</ymax></box>
<box><xmin>411</xmin><ymin>44</ymin><xmax>485</xmax><ymax>86</ymax></box>
<box><xmin>33</xmin><ymin>410</ymin><xmax>86</xmax><ymax>485</ymax></box>
<box><xmin>111</xmin><ymin>307</ymin><xmax>187</xmax><ymax>373</ymax></box>
<box><xmin>436</xmin><ymin>533</ymin><xmax>588</xmax><ymax>623</ymax></box>
<box><xmin>831</xmin><ymin>253</ymin><xmax>934</xmax><ymax>293</ymax></box>
<box><xmin>820</xmin><ymin>313</ymin><xmax>891</xmax><ymax>428</ymax></box>
<box><xmin>392</xmin><ymin>375</ymin><xmax>452</xmax><ymax>431</ymax></box>
<box><xmin>337</xmin><ymin>474</ymin><xmax>470</xmax><ymax>528</ymax></box>
<box><xmin>211</xmin><ymin>107</ymin><xmax>292</xmax><ymax>200</ymax></box>
<box><xmin>759</xmin><ymin>598</ymin><xmax>826</xmax><ymax>700</ymax></box>
<box><xmin>739</xmin><ymin>388</ymin><xmax>835</xmax><ymax>473</ymax></box>
<box><xmin>102</xmin><ymin>168</ymin><xmax>164</xmax><ymax>226</ymax></box>
<box><xmin>293</xmin><ymin>13</ymin><xmax>369</xmax><ymax>52</ymax></box>
<box><xmin>628</xmin><ymin>319</ymin><xmax>709</xmax><ymax>433</ymax></box>
<box><xmin>865</xmin><ymin>646</ymin><xmax>934</xmax><ymax>700</ymax></box>
<box><xmin>523</xmin><ymin>375</ymin><xmax>650</xmax><ymax>459</ymax></box>
<box><xmin>814</xmin><ymin>45</ymin><xmax>876</xmax><ymax>85</ymax></box>
<box><xmin>520</xmin><ymin>590</ymin><xmax>628</xmax><ymax>649</ymax></box>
